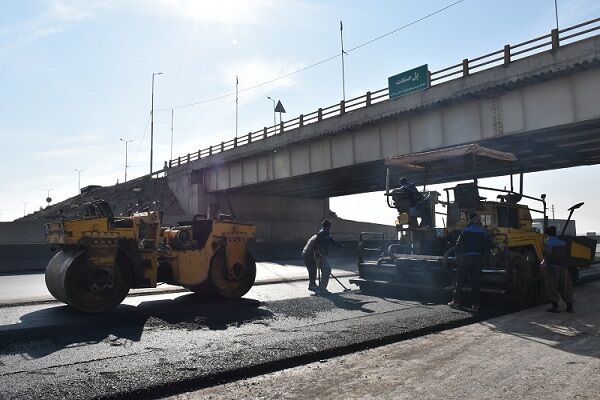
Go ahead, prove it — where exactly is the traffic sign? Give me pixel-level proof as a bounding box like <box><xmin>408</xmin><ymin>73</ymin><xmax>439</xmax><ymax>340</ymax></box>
<box><xmin>388</xmin><ymin>64</ymin><xmax>429</xmax><ymax>99</ymax></box>
<box><xmin>274</xmin><ymin>100</ymin><xmax>286</xmax><ymax>113</ymax></box>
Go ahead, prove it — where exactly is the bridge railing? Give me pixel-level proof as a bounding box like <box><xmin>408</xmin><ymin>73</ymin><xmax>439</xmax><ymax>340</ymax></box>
<box><xmin>167</xmin><ymin>17</ymin><xmax>600</xmax><ymax>169</ymax></box>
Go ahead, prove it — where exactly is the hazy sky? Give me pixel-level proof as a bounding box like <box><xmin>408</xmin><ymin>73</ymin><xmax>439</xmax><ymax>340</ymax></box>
<box><xmin>1</xmin><ymin>0</ymin><xmax>600</xmax><ymax>232</ymax></box>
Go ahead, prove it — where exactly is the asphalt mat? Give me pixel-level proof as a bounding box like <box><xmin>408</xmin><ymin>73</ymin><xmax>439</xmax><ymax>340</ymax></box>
<box><xmin>0</xmin><ymin>289</ymin><xmax>480</xmax><ymax>400</ymax></box>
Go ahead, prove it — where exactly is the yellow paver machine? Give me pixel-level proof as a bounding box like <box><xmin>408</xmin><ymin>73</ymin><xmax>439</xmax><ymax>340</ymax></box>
<box><xmin>351</xmin><ymin>144</ymin><xmax>596</xmax><ymax>305</ymax></box>
<box><xmin>45</xmin><ymin>201</ymin><xmax>256</xmax><ymax>313</ymax></box>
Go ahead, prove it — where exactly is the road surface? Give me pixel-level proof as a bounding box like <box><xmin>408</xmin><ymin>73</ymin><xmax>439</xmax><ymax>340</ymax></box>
<box><xmin>0</xmin><ymin>261</ymin><xmax>598</xmax><ymax>399</ymax></box>
<box><xmin>0</xmin><ymin>276</ymin><xmax>476</xmax><ymax>399</ymax></box>
<box><xmin>172</xmin><ymin>280</ymin><xmax>600</xmax><ymax>400</ymax></box>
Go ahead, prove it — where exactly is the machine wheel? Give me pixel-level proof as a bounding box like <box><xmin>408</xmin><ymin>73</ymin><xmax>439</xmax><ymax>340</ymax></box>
<box><xmin>46</xmin><ymin>250</ymin><xmax>131</xmax><ymax>313</ymax></box>
<box><xmin>207</xmin><ymin>248</ymin><xmax>256</xmax><ymax>299</ymax></box>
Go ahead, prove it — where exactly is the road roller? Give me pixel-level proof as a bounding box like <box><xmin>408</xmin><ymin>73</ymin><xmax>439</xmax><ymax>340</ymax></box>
<box><xmin>44</xmin><ymin>200</ymin><xmax>257</xmax><ymax>313</ymax></box>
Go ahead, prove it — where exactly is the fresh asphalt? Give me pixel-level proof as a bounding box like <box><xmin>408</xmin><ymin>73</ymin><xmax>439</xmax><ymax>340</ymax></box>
<box><xmin>0</xmin><ymin>276</ymin><xmax>481</xmax><ymax>400</ymax></box>
<box><xmin>1</xmin><ymin>263</ymin><xmax>598</xmax><ymax>400</ymax></box>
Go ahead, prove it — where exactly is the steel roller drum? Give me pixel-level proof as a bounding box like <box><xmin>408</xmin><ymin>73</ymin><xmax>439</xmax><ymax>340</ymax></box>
<box><xmin>45</xmin><ymin>250</ymin><xmax>84</xmax><ymax>305</ymax></box>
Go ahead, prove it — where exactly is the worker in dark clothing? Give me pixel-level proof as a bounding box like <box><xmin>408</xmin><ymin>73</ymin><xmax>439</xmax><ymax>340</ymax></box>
<box><xmin>392</xmin><ymin>177</ymin><xmax>424</xmax><ymax>227</ymax></box>
<box><xmin>542</xmin><ymin>226</ymin><xmax>574</xmax><ymax>313</ymax></box>
<box><xmin>448</xmin><ymin>212</ymin><xmax>491</xmax><ymax>312</ymax></box>
<box><xmin>302</xmin><ymin>233</ymin><xmax>319</xmax><ymax>292</ymax></box>
<box><xmin>303</xmin><ymin>219</ymin><xmax>345</xmax><ymax>294</ymax></box>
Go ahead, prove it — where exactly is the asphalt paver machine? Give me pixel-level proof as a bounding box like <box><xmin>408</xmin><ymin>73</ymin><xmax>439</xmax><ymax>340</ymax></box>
<box><xmin>350</xmin><ymin>144</ymin><xmax>596</xmax><ymax>304</ymax></box>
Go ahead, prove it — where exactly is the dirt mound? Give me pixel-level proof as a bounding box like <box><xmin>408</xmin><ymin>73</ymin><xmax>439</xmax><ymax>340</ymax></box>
<box><xmin>17</xmin><ymin>176</ymin><xmax>185</xmax><ymax>222</ymax></box>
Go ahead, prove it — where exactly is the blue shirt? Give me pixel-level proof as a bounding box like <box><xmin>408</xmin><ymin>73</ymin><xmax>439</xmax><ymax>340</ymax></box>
<box><xmin>456</xmin><ymin>223</ymin><xmax>489</xmax><ymax>256</ymax></box>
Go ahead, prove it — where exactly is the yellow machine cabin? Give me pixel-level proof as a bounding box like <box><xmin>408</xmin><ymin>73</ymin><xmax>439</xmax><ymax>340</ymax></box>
<box><xmin>45</xmin><ymin>200</ymin><xmax>256</xmax><ymax>313</ymax></box>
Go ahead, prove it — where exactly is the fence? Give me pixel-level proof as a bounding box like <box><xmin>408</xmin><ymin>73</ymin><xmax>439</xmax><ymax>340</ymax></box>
<box><xmin>166</xmin><ymin>17</ymin><xmax>600</xmax><ymax>170</ymax></box>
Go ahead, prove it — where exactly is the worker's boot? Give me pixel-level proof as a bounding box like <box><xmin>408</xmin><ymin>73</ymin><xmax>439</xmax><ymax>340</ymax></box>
<box><xmin>447</xmin><ymin>299</ymin><xmax>461</xmax><ymax>309</ymax></box>
<box><xmin>566</xmin><ymin>303</ymin><xmax>575</xmax><ymax>313</ymax></box>
<box><xmin>547</xmin><ymin>302</ymin><xmax>560</xmax><ymax>313</ymax></box>
<box><xmin>308</xmin><ymin>282</ymin><xmax>318</xmax><ymax>292</ymax></box>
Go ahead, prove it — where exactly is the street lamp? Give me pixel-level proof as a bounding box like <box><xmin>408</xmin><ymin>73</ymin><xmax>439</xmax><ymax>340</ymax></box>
<box><xmin>120</xmin><ymin>138</ymin><xmax>133</xmax><ymax>182</ymax></box>
<box><xmin>170</xmin><ymin>109</ymin><xmax>174</xmax><ymax>162</ymax></box>
<box><xmin>267</xmin><ymin>96</ymin><xmax>276</xmax><ymax>133</ymax></box>
<box><xmin>74</xmin><ymin>168</ymin><xmax>84</xmax><ymax>193</ymax></box>
<box><xmin>150</xmin><ymin>72</ymin><xmax>163</xmax><ymax>175</ymax></box>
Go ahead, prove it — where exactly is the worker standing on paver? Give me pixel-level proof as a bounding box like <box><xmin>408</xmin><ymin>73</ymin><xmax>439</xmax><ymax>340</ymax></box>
<box><xmin>542</xmin><ymin>226</ymin><xmax>574</xmax><ymax>313</ymax></box>
<box><xmin>302</xmin><ymin>219</ymin><xmax>345</xmax><ymax>294</ymax></box>
<box><xmin>448</xmin><ymin>212</ymin><xmax>490</xmax><ymax>312</ymax></box>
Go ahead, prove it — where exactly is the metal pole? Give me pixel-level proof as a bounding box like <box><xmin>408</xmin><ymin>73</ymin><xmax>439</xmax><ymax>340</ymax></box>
<box><xmin>554</xmin><ymin>0</ymin><xmax>559</xmax><ymax>31</ymax></box>
<box><xmin>170</xmin><ymin>109</ymin><xmax>174</xmax><ymax>161</ymax></box>
<box><xmin>340</xmin><ymin>20</ymin><xmax>346</xmax><ymax>101</ymax></box>
<box><xmin>150</xmin><ymin>72</ymin><xmax>162</xmax><ymax>175</ymax></box>
<box><xmin>74</xmin><ymin>169</ymin><xmax>84</xmax><ymax>193</ymax></box>
<box><xmin>235</xmin><ymin>75</ymin><xmax>239</xmax><ymax>138</ymax></box>
<box><xmin>120</xmin><ymin>139</ymin><xmax>133</xmax><ymax>182</ymax></box>
<box><xmin>150</xmin><ymin>74</ymin><xmax>155</xmax><ymax>175</ymax></box>
<box><xmin>267</xmin><ymin>96</ymin><xmax>276</xmax><ymax>134</ymax></box>
<box><xmin>22</xmin><ymin>202</ymin><xmax>27</xmax><ymax>217</ymax></box>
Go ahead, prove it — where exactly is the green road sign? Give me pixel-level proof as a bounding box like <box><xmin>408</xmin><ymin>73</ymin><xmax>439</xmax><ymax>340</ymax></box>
<box><xmin>388</xmin><ymin>64</ymin><xmax>429</xmax><ymax>99</ymax></box>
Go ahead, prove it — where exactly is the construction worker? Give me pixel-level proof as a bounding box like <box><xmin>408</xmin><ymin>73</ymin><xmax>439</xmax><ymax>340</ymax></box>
<box><xmin>448</xmin><ymin>212</ymin><xmax>490</xmax><ymax>312</ymax></box>
<box><xmin>542</xmin><ymin>226</ymin><xmax>574</xmax><ymax>313</ymax></box>
<box><xmin>302</xmin><ymin>219</ymin><xmax>345</xmax><ymax>294</ymax></box>
<box><xmin>392</xmin><ymin>177</ymin><xmax>424</xmax><ymax>227</ymax></box>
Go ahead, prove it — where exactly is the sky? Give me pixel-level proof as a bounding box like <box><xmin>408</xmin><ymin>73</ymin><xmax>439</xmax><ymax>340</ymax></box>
<box><xmin>1</xmin><ymin>0</ymin><xmax>600</xmax><ymax>232</ymax></box>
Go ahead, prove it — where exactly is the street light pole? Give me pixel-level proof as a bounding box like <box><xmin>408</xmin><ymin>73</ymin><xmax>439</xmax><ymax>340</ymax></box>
<box><xmin>170</xmin><ymin>109</ymin><xmax>174</xmax><ymax>162</ymax></box>
<box><xmin>340</xmin><ymin>20</ymin><xmax>347</xmax><ymax>101</ymax></box>
<box><xmin>267</xmin><ymin>96</ymin><xmax>276</xmax><ymax>133</ymax></box>
<box><xmin>150</xmin><ymin>72</ymin><xmax>162</xmax><ymax>175</ymax></box>
<box><xmin>554</xmin><ymin>0</ymin><xmax>559</xmax><ymax>31</ymax></box>
<box><xmin>74</xmin><ymin>169</ymin><xmax>84</xmax><ymax>193</ymax></box>
<box><xmin>120</xmin><ymin>138</ymin><xmax>133</xmax><ymax>182</ymax></box>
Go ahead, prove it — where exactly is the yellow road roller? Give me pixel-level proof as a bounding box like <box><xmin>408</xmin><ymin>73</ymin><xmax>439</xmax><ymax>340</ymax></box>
<box><xmin>44</xmin><ymin>200</ymin><xmax>256</xmax><ymax>313</ymax></box>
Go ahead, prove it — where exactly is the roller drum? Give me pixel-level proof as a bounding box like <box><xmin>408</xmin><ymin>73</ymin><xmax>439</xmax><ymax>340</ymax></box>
<box><xmin>45</xmin><ymin>249</ymin><xmax>85</xmax><ymax>305</ymax></box>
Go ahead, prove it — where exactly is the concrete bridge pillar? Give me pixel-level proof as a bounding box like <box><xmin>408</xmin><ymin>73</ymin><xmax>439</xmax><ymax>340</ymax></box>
<box><xmin>166</xmin><ymin>166</ymin><xmax>329</xmax><ymax>242</ymax></box>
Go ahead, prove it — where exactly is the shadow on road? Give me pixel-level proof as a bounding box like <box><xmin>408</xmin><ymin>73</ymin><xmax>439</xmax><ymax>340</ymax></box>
<box><xmin>321</xmin><ymin>292</ymin><xmax>376</xmax><ymax>313</ymax></box>
<box><xmin>0</xmin><ymin>295</ymin><xmax>272</xmax><ymax>359</ymax></box>
<box><xmin>481</xmin><ymin>283</ymin><xmax>600</xmax><ymax>359</ymax></box>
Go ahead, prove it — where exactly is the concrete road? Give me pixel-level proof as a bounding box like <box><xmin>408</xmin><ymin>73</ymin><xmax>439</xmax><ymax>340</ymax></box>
<box><xmin>0</xmin><ymin>277</ymin><xmax>477</xmax><ymax>400</ymax></box>
<box><xmin>170</xmin><ymin>281</ymin><xmax>600</xmax><ymax>400</ymax></box>
<box><xmin>0</xmin><ymin>257</ymin><xmax>357</xmax><ymax>305</ymax></box>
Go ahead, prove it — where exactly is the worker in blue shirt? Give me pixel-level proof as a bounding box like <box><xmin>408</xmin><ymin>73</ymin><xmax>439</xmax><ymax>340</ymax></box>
<box><xmin>542</xmin><ymin>226</ymin><xmax>574</xmax><ymax>313</ymax></box>
<box><xmin>448</xmin><ymin>212</ymin><xmax>491</xmax><ymax>312</ymax></box>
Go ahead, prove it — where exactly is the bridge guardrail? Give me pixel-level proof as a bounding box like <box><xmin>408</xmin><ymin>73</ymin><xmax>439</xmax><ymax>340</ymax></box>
<box><xmin>167</xmin><ymin>17</ymin><xmax>600</xmax><ymax>169</ymax></box>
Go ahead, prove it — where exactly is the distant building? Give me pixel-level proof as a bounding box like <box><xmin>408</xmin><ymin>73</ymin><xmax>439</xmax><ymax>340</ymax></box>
<box><xmin>532</xmin><ymin>219</ymin><xmax>577</xmax><ymax>236</ymax></box>
<box><xmin>587</xmin><ymin>232</ymin><xmax>597</xmax><ymax>237</ymax></box>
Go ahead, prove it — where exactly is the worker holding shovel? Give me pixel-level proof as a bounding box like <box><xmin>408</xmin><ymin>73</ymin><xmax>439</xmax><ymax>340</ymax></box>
<box><xmin>303</xmin><ymin>219</ymin><xmax>346</xmax><ymax>294</ymax></box>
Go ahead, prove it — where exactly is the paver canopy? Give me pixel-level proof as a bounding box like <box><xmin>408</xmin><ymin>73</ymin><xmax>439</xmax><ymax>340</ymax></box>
<box><xmin>385</xmin><ymin>144</ymin><xmax>517</xmax><ymax>171</ymax></box>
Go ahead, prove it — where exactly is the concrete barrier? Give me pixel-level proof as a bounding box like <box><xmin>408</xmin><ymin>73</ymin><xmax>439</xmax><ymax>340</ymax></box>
<box><xmin>0</xmin><ymin>244</ymin><xmax>57</xmax><ymax>274</ymax></box>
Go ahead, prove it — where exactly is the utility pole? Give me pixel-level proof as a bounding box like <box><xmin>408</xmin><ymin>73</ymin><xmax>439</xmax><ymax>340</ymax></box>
<box><xmin>235</xmin><ymin>75</ymin><xmax>239</xmax><ymax>138</ymax></box>
<box><xmin>554</xmin><ymin>0</ymin><xmax>559</xmax><ymax>31</ymax></box>
<box><xmin>150</xmin><ymin>72</ymin><xmax>162</xmax><ymax>175</ymax></box>
<box><xmin>340</xmin><ymin>20</ymin><xmax>347</xmax><ymax>101</ymax></box>
<box><xmin>74</xmin><ymin>169</ymin><xmax>84</xmax><ymax>193</ymax></box>
<box><xmin>22</xmin><ymin>202</ymin><xmax>28</xmax><ymax>217</ymax></box>
<box><xmin>551</xmin><ymin>204</ymin><xmax>556</xmax><ymax>219</ymax></box>
<box><xmin>120</xmin><ymin>138</ymin><xmax>133</xmax><ymax>182</ymax></box>
<box><xmin>170</xmin><ymin>109</ymin><xmax>174</xmax><ymax>162</ymax></box>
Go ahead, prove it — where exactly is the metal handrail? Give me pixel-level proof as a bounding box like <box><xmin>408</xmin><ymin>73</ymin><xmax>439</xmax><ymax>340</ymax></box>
<box><xmin>166</xmin><ymin>17</ymin><xmax>600</xmax><ymax>168</ymax></box>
